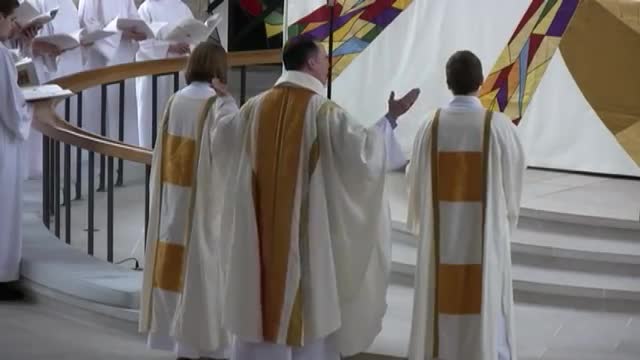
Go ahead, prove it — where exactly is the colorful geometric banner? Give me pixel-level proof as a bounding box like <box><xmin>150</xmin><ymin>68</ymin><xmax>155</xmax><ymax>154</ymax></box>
<box><xmin>479</xmin><ymin>0</ymin><xmax>581</xmax><ymax>124</ymax></box>
<box><xmin>286</xmin><ymin>0</ymin><xmax>414</xmax><ymax>80</ymax></box>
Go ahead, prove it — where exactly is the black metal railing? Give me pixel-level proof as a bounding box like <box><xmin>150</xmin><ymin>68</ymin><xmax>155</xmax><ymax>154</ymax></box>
<box><xmin>38</xmin><ymin>53</ymin><xmax>280</xmax><ymax>266</ymax></box>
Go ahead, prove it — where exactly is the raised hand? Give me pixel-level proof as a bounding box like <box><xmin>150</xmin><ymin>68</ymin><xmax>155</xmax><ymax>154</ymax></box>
<box><xmin>19</xmin><ymin>25</ymin><xmax>42</xmax><ymax>41</ymax></box>
<box><xmin>387</xmin><ymin>88</ymin><xmax>421</xmax><ymax>120</ymax></box>
<box><xmin>211</xmin><ymin>78</ymin><xmax>230</xmax><ymax>97</ymax></box>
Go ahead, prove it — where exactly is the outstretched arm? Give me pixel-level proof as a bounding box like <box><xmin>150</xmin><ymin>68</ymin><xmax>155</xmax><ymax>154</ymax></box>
<box><xmin>372</xmin><ymin>88</ymin><xmax>421</xmax><ymax>171</ymax></box>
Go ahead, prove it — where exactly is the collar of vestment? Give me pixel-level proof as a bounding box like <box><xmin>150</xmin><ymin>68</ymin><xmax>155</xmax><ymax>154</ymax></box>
<box><xmin>448</xmin><ymin>95</ymin><xmax>484</xmax><ymax>111</ymax></box>
<box><xmin>275</xmin><ymin>71</ymin><xmax>326</xmax><ymax>97</ymax></box>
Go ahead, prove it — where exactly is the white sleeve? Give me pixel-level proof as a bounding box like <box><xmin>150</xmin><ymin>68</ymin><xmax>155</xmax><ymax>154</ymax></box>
<box><xmin>373</xmin><ymin>116</ymin><xmax>408</xmax><ymax>171</ymax></box>
<box><xmin>496</xmin><ymin>116</ymin><xmax>526</xmax><ymax>234</ymax></box>
<box><xmin>0</xmin><ymin>48</ymin><xmax>34</xmax><ymax>141</ymax></box>
<box><xmin>406</xmin><ymin>118</ymin><xmax>433</xmax><ymax>236</ymax></box>
<box><xmin>213</xmin><ymin>95</ymin><xmax>240</xmax><ymax>124</ymax></box>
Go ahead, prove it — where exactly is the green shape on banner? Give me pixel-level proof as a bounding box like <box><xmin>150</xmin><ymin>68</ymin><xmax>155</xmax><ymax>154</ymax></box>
<box><xmin>361</xmin><ymin>25</ymin><xmax>382</xmax><ymax>43</ymax></box>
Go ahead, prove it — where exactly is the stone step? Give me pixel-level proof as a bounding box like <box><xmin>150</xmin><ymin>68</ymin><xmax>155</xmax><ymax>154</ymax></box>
<box><xmin>391</xmin><ymin>241</ymin><xmax>640</xmax><ymax>302</ymax></box>
<box><xmin>514</xmin><ymin>217</ymin><xmax>640</xmax><ymax>264</ymax></box>
<box><xmin>392</xmin><ymin>211</ymin><xmax>640</xmax><ymax>266</ymax></box>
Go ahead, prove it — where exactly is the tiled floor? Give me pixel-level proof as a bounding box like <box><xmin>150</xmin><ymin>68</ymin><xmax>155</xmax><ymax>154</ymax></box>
<box><xmin>0</xmin><ymin>298</ymin><xmax>172</xmax><ymax>360</ymax></box>
<box><xmin>4</xmin><ymin>286</ymin><xmax>640</xmax><ymax>360</ymax></box>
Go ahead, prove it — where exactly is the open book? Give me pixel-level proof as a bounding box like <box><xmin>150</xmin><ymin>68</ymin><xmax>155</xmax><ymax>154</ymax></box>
<box><xmin>21</xmin><ymin>84</ymin><xmax>73</xmax><ymax>102</ymax></box>
<box><xmin>105</xmin><ymin>18</ymin><xmax>166</xmax><ymax>40</ymax></box>
<box><xmin>33</xmin><ymin>29</ymin><xmax>117</xmax><ymax>51</ymax></box>
<box><xmin>15</xmin><ymin>58</ymin><xmax>40</xmax><ymax>87</ymax></box>
<box><xmin>160</xmin><ymin>14</ymin><xmax>223</xmax><ymax>45</ymax></box>
<box><xmin>14</xmin><ymin>2</ymin><xmax>58</xmax><ymax>29</ymax></box>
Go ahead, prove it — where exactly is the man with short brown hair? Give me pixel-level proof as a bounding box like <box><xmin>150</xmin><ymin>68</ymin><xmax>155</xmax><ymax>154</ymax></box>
<box><xmin>211</xmin><ymin>36</ymin><xmax>420</xmax><ymax>360</ymax></box>
<box><xmin>407</xmin><ymin>50</ymin><xmax>525</xmax><ymax>360</ymax></box>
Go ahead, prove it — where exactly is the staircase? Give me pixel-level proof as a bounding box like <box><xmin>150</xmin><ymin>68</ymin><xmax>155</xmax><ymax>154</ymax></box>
<box><xmin>388</xmin><ymin>173</ymin><xmax>640</xmax><ymax>304</ymax></box>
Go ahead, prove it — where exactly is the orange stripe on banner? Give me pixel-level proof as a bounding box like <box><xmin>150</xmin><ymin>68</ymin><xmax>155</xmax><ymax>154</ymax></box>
<box><xmin>437</xmin><ymin>264</ymin><xmax>483</xmax><ymax>314</ymax></box>
<box><xmin>161</xmin><ymin>134</ymin><xmax>196</xmax><ymax>187</ymax></box>
<box><xmin>253</xmin><ymin>86</ymin><xmax>314</xmax><ymax>343</ymax></box>
<box><xmin>153</xmin><ymin>241</ymin><xmax>185</xmax><ymax>292</ymax></box>
<box><xmin>437</xmin><ymin>152</ymin><xmax>483</xmax><ymax>202</ymax></box>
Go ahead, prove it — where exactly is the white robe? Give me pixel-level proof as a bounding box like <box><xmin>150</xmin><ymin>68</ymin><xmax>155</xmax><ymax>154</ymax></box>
<box><xmin>0</xmin><ymin>43</ymin><xmax>34</xmax><ymax>282</ymax></box>
<box><xmin>406</xmin><ymin>96</ymin><xmax>525</xmax><ymax>360</ymax></box>
<box><xmin>212</xmin><ymin>71</ymin><xmax>406</xmax><ymax>359</ymax></box>
<box><xmin>78</xmin><ymin>0</ymin><xmax>140</xmax><ymax>145</ymax></box>
<box><xmin>23</xmin><ymin>0</ymin><xmax>86</xmax><ymax>179</ymax></box>
<box><xmin>140</xmin><ymin>81</ymin><xmax>239</xmax><ymax>359</ymax></box>
<box><xmin>135</xmin><ymin>0</ymin><xmax>193</xmax><ymax>148</ymax></box>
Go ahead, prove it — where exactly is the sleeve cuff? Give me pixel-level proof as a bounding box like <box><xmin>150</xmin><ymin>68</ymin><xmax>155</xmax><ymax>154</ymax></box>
<box><xmin>385</xmin><ymin>115</ymin><xmax>398</xmax><ymax>130</ymax></box>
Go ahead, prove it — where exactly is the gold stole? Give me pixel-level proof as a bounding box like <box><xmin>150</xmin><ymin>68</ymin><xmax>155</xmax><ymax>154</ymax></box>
<box><xmin>430</xmin><ymin>109</ymin><xmax>493</xmax><ymax>357</ymax></box>
<box><xmin>151</xmin><ymin>96</ymin><xmax>217</xmax><ymax>294</ymax></box>
<box><xmin>252</xmin><ymin>85</ymin><xmax>317</xmax><ymax>345</ymax></box>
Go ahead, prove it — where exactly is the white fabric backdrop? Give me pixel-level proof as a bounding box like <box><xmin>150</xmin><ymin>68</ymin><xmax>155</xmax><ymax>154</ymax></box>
<box><xmin>286</xmin><ymin>0</ymin><xmax>640</xmax><ymax>176</ymax></box>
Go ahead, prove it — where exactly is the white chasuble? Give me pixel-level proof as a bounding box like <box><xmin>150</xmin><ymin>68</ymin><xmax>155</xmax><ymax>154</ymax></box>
<box><xmin>212</xmin><ymin>71</ymin><xmax>398</xmax><ymax>357</ymax></box>
<box><xmin>140</xmin><ymin>83</ymin><xmax>238</xmax><ymax>357</ymax></box>
<box><xmin>407</xmin><ymin>101</ymin><xmax>525</xmax><ymax>360</ymax></box>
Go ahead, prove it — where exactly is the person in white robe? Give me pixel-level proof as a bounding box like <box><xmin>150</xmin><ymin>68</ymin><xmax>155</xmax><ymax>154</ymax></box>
<box><xmin>78</xmin><ymin>0</ymin><xmax>145</xmax><ymax>146</ymax></box>
<box><xmin>136</xmin><ymin>0</ymin><xmax>193</xmax><ymax>148</ymax></box>
<box><xmin>139</xmin><ymin>41</ymin><xmax>238</xmax><ymax>360</ymax></box>
<box><xmin>0</xmin><ymin>0</ymin><xmax>34</xmax><ymax>300</ymax></box>
<box><xmin>21</xmin><ymin>0</ymin><xmax>87</xmax><ymax>179</ymax></box>
<box><xmin>211</xmin><ymin>37</ymin><xmax>419</xmax><ymax>360</ymax></box>
<box><xmin>406</xmin><ymin>50</ymin><xmax>526</xmax><ymax>360</ymax></box>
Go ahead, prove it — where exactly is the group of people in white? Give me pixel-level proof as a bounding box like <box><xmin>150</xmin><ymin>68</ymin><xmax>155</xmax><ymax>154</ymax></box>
<box><xmin>0</xmin><ymin>1</ymin><xmax>526</xmax><ymax>360</ymax></box>
<box><xmin>0</xmin><ymin>0</ymin><xmax>214</xmax><ymax>303</ymax></box>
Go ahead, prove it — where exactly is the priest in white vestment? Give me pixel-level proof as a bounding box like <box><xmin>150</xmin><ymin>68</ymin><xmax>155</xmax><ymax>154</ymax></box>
<box><xmin>0</xmin><ymin>0</ymin><xmax>34</xmax><ymax>300</ymax></box>
<box><xmin>406</xmin><ymin>50</ymin><xmax>525</xmax><ymax>360</ymax></box>
<box><xmin>136</xmin><ymin>0</ymin><xmax>193</xmax><ymax>148</ymax></box>
<box><xmin>139</xmin><ymin>41</ymin><xmax>238</xmax><ymax>360</ymax></box>
<box><xmin>22</xmin><ymin>0</ymin><xmax>87</xmax><ymax>178</ymax></box>
<box><xmin>78</xmin><ymin>0</ymin><xmax>145</xmax><ymax>145</ymax></box>
<box><xmin>211</xmin><ymin>37</ymin><xmax>419</xmax><ymax>360</ymax></box>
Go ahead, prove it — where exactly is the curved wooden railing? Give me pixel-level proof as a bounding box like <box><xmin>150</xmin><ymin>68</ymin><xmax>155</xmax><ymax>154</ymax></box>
<box><xmin>32</xmin><ymin>49</ymin><xmax>281</xmax><ymax>262</ymax></box>
<box><xmin>34</xmin><ymin>49</ymin><xmax>281</xmax><ymax>166</ymax></box>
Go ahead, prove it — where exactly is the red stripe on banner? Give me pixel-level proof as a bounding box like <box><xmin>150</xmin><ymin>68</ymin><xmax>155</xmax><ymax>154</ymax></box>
<box><xmin>510</xmin><ymin>0</ymin><xmax>545</xmax><ymax>42</ymax></box>
<box><xmin>240</xmin><ymin>0</ymin><xmax>262</xmax><ymax>17</ymax></box>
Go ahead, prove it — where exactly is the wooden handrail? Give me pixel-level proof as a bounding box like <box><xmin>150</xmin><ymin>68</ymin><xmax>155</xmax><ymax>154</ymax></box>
<box><xmin>52</xmin><ymin>49</ymin><xmax>281</xmax><ymax>92</ymax></box>
<box><xmin>33</xmin><ymin>49</ymin><xmax>282</xmax><ymax>165</ymax></box>
<box><xmin>32</xmin><ymin>100</ymin><xmax>153</xmax><ymax>164</ymax></box>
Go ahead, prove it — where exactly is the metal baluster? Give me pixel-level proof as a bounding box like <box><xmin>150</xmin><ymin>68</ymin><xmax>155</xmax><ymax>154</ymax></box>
<box><xmin>75</xmin><ymin>92</ymin><xmax>83</xmax><ymax>200</ymax></box>
<box><xmin>64</xmin><ymin>142</ymin><xmax>71</xmax><ymax>244</ymax></box>
<box><xmin>64</xmin><ymin>98</ymin><xmax>71</xmax><ymax>124</ymax></box>
<box><xmin>49</xmin><ymin>139</ymin><xmax>55</xmax><ymax>215</ymax></box>
<box><xmin>144</xmin><ymin>166</ymin><xmax>150</xmax><ymax>249</ymax></box>
<box><xmin>98</xmin><ymin>84</ymin><xmax>107</xmax><ymax>192</ymax></box>
<box><xmin>107</xmin><ymin>156</ymin><xmax>114</xmax><ymax>262</ymax></box>
<box><xmin>173</xmin><ymin>72</ymin><xmax>180</xmax><ymax>93</ymax></box>
<box><xmin>116</xmin><ymin>81</ymin><xmax>125</xmax><ymax>186</ymax></box>
<box><xmin>240</xmin><ymin>66</ymin><xmax>247</xmax><ymax>105</ymax></box>
<box><xmin>88</xmin><ymin>152</ymin><xmax>95</xmax><ymax>256</ymax></box>
<box><xmin>54</xmin><ymin>140</ymin><xmax>61</xmax><ymax>237</ymax></box>
<box><xmin>42</xmin><ymin>136</ymin><xmax>50</xmax><ymax>228</ymax></box>
<box><xmin>151</xmin><ymin>75</ymin><xmax>158</xmax><ymax>148</ymax></box>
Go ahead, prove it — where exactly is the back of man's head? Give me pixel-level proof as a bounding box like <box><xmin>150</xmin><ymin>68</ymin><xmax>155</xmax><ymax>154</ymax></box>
<box><xmin>446</xmin><ymin>50</ymin><xmax>484</xmax><ymax>96</ymax></box>
<box><xmin>282</xmin><ymin>36</ymin><xmax>319</xmax><ymax>71</ymax></box>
